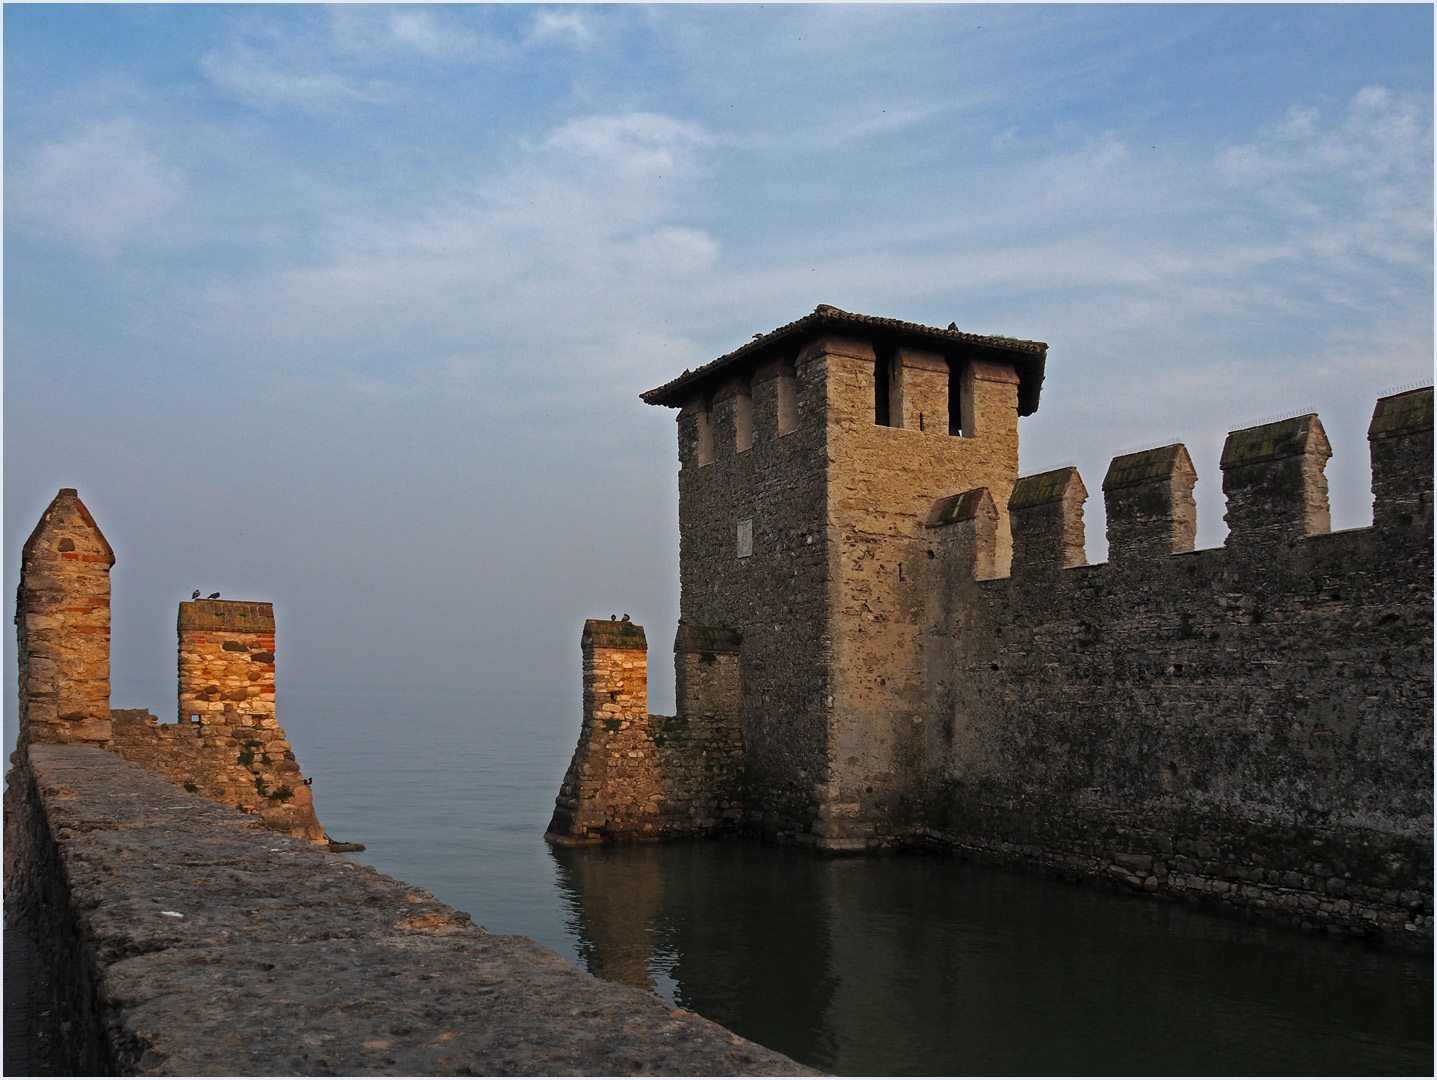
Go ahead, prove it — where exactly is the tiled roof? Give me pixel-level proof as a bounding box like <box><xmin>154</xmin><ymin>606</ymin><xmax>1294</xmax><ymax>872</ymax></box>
<box><xmin>641</xmin><ymin>304</ymin><xmax>1047</xmax><ymax>415</ymax></box>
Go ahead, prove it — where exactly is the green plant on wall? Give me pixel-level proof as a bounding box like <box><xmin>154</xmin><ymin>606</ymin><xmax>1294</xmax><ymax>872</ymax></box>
<box><xmin>268</xmin><ymin>785</ymin><xmax>294</xmax><ymax>801</ymax></box>
<box><xmin>238</xmin><ymin>738</ymin><xmax>263</xmax><ymax>766</ymax></box>
<box><xmin>253</xmin><ymin>776</ymin><xmax>269</xmax><ymax>797</ymax></box>
<box><xmin>647</xmin><ymin>714</ymin><xmax>687</xmax><ymax>747</ymax></box>
<box><xmin>183</xmin><ymin>783</ymin><xmax>199</xmax><ymax>793</ymax></box>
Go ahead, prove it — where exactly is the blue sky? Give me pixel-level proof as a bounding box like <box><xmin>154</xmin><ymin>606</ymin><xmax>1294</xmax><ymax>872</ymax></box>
<box><xmin>4</xmin><ymin>4</ymin><xmax>1432</xmax><ymax>718</ymax></box>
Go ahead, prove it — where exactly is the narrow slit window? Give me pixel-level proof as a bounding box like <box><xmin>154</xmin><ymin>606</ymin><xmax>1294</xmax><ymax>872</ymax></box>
<box><xmin>948</xmin><ymin>361</ymin><xmax>964</xmax><ymax>436</ymax></box>
<box><xmin>697</xmin><ymin>402</ymin><xmax>714</xmax><ymax>465</ymax></box>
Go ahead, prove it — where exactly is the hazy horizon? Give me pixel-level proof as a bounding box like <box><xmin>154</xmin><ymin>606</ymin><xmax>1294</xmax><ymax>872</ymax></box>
<box><xmin>5</xmin><ymin>5</ymin><xmax>1432</xmax><ymax>730</ymax></box>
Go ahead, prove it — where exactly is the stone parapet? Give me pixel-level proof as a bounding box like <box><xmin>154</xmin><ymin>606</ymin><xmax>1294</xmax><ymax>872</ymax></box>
<box><xmin>3</xmin><ymin>744</ymin><xmax>814</xmax><ymax>1077</ymax></box>
<box><xmin>1368</xmin><ymin>386</ymin><xmax>1433</xmax><ymax>529</ymax></box>
<box><xmin>13</xmin><ymin>490</ymin><xmax>325</xmax><ymax>844</ymax></box>
<box><xmin>1221</xmin><ymin>414</ymin><xmax>1332</xmax><ymax>544</ymax></box>
<box><xmin>1102</xmin><ymin>444</ymin><xmax>1197</xmax><ymax>561</ymax></box>
<box><xmin>1008</xmin><ymin>466</ymin><xmax>1088</xmax><ymax>575</ymax></box>
<box><xmin>547</xmin><ymin>620</ymin><xmax>744</xmax><ymax>845</ymax></box>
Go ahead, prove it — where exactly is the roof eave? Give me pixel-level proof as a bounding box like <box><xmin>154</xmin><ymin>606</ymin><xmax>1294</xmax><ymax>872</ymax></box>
<box><xmin>641</xmin><ymin>306</ymin><xmax>1047</xmax><ymax>415</ymax></box>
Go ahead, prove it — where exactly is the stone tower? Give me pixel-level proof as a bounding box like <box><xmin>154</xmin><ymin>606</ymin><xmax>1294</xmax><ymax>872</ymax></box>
<box><xmin>16</xmin><ymin>488</ymin><xmax>116</xmax><ymax>747</ymax></box>
<box><xmin>641</xmin><ymin>305</ymin><xmax>1045</xmax><ymax>847</ymax></box>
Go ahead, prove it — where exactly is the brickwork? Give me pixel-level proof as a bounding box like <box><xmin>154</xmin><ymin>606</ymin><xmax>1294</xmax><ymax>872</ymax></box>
<box><xmin>924</xmin><ymin>392</ymin><xmax>1433</xmax><ymax>945</ymax></box>
<box><xmin>15</xmin><ymin>489</ymin><xmax>115</xmax><ymax>747</ymax></box>
<box><xmin>546</xmin><ymin>621</ymin><xmax>743</xmax><ymax>843</ymax></box>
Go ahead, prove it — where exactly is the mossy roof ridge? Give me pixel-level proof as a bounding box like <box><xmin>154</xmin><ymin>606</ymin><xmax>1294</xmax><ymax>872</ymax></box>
<box><xmin>583</xmin><ymin>618</ymin><xmax>647</xmax><ymax>649</ymax></box>
<box><xmin>1369</xmin><ymin>385</ymin><xmax>1433</xmax><ymax>438</ymax></box>
<box><xmin>1103</xmin><ymin>444</ymin><xmax>1193</xmax><ymax>491</ymax></box>
<box><xmin>1220</xmin><ymin>414</ymin><xmax>1321</xmax><ymax>468</ymax></box>
<box><xmin>642</xmin><ymin>304</ymin><xmax>1047</xmax><ymax>415</ymax></box>
<box><xmin>178</xmin><ymin>600</ymin><xmax>276</xmax><ymax>633</ymax></box>
<box><xmin>926</xmin><ymin>488</ymin><xmax>995</xmax><ymax>528</ymax></box>
<box><xmin>1010</xmin><ymin>467</ymin><xmax>1084</xmax><ymax>509</ymax></box>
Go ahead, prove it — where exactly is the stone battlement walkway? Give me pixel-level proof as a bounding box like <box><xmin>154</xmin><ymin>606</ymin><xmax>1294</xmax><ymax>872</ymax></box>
<box><xmin>4</xmin><ymin>744</ymin><xmax>817</xmax><ymax>1076</ymax></box>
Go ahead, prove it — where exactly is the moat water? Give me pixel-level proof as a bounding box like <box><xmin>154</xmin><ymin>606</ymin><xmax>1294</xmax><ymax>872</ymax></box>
<box><xmin>81</xmin><ymin>685</ymin><xmax>1437</xmax><ymax>1074</ymax></box>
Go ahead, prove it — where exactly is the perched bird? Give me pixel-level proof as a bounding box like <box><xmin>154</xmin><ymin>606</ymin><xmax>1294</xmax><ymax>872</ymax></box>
<box><xmin>948</xmin><ymin>322</ymin><xmax>958</xmax><ymax>331</ymax></box>
<box><xmin>622</xmin><ymin>614</ymin><xmax>630</xmax><ymax>622</ymax></box>
<box><xmin>191</xmin><ymin>590</ymin><xmax>201</xmax><ymax>600</ymax></box>
<box><xmin>207</xmin><ymin>592</ymin><xmax>221</xmax><ymax>600</ymax></box>
<box><xmin>302</xmin><ymin>776</ymin><xmax>313</xmax><ymax>787</ymax></box>
<box><xmin>611</xmin><ymin>614</ymin><xmax>617</xmax><ymax>621</ymax></box>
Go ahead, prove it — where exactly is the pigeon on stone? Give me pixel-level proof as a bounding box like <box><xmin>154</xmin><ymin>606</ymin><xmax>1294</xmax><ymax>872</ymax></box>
<box><xmin>948</xmin><ymin>322</ymin><xmax>958</xmax><ymax>331</ymax></box>
<box><xmin>192</xmin><ymin>590</ymin><xmax>201</xmax><ymax>600</ymax></box>
<box><xmin>611</xmin><ymin>615</ymin><xmax>617</xmax><ymax>621</ymax></box>
<box><xmin>207</xmin><ymin>592</ymin><xmax>221</xmax><ymax>600</ymax></box>
<box><xmin>622</xmin><ymin>614</ymin><xmax>630</xmax><ymax>622</ymax></box>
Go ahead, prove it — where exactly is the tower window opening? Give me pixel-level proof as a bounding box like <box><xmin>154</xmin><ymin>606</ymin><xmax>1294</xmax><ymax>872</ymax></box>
<box><xmin>875</xmin><ymin>354</ymin><xmax>894</xmax><ymax>427</ymax></box>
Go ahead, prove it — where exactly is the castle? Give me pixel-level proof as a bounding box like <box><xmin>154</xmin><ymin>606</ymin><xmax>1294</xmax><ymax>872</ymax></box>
<box><xmin>12</xmin><ymin>489</ymin><xmax>326</xmax><ymax>842</ymax></box>
<box><xmin>546</xmin><ymin>304</ymin><xmax>1433</xmax><ymax>946</ymax></box>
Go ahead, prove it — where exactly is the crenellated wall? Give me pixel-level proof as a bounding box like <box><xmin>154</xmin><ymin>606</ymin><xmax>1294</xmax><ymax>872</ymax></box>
<box><xmin>557</xmin><ymin>301</ymin><xmax>1429</xmax><ymax>946</ymax></box>
<box><xmin>561</xmin><ymin>333</ymin><xmax>1431</xmax><ymax>946</ymax></box>
<box><xmin>923</xmin><ymin>388</ymin><xmax>1433</xmax><ymax>944</ymax></box>
<box><xmin>14</xmin><ymin>488</ymin><xmax>325</xmax><ymax>842</ymax></box>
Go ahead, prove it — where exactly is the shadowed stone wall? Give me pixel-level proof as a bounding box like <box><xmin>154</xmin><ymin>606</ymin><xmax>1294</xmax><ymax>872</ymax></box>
<box><xmin>924</xmin><ymin>391</ymin><xmax>1433</xmax><ymax>946</ymax></box>
<box><xmin>546</xmin><ymin>620</ymin><xmax>743</xmax><ymax>844</ymax></box>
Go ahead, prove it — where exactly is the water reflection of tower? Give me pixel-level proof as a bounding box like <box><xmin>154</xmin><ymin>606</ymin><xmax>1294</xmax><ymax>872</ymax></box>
<box><xmin>550</xmin><ymin>845</ymin><xmax>667</xmax><ymax>991</ymax></box>
<box><xmin>551</xmin><ymin>842</ymin><xmax>839</xmax><ymax>1066</ymax></box>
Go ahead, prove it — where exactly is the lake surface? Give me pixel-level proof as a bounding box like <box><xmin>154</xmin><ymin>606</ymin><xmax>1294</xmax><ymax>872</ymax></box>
<box><xmin>44</xmin><ymin>685</ymin><xmax>1437</xmax><ymax>1074</ymax></box>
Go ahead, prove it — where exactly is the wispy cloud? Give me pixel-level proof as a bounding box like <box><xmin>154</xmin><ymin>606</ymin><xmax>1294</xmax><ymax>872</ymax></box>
<box><xmin>1218</xmin><ymin>86</ymin><xmax>1433</xmax><ymax>272</ymax></box>
<box><xmin>199</xmin><ymin>38</ymin><xmax>391</xmax><ymax>111</ymax></box>
<box><xmin>6</xmin><ymin>118</ymin><xmax>184</xmax><ymax>258</ymax></box>
<box><xmin>328</xmin><ymin>7</ymin><xmax>484</xmax><ymax>61</ymax></box>
<box><xmin>525</xmin><ymin>9</ymin><xmax>597</xmax><ymax>50</ymax></box>
<box><xmin>543</xmin><ymin>113</ymin><xmax>714</xmax><ymax>181</ymax></box>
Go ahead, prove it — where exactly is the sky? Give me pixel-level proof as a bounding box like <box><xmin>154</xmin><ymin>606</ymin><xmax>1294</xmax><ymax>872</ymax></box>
<box><xmin>4</xmin><ymin>4</ymin><xmax>1433</xmax><ymax>723</ymax></box>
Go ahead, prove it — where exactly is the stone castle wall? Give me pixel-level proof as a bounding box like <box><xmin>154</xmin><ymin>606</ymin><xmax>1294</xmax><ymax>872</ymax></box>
<box><xmin>923</xmin><ymin>389</ymin><xmax>1433</xmax><ymax>944</ymax></box>
<box><xmin>14</xmin><ymin>489</ymin><xmax>324</xmax><ymax>842</ymax></box>
<box><xmin>553</xmin><ymin>300</ymin><xmax>1432</xmax><ymax>947</ymax></box>
<box><xmin>546</xmin><ymin>620</ymin><xmax>743</xmax><ymax>844</ymax></box>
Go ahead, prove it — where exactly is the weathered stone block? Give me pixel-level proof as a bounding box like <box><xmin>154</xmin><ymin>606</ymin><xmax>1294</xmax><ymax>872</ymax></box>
<box><xmin>1102</xmin><ymin>443</ymin><xmax>1197</xmax><ymax>561</ymax></box>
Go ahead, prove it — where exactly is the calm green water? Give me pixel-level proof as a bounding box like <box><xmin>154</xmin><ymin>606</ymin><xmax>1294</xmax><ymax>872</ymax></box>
<box><xmin>88</xmin><ymin>684</ymin><xmax>1434</xmax><ymax>1075</ymax></box>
